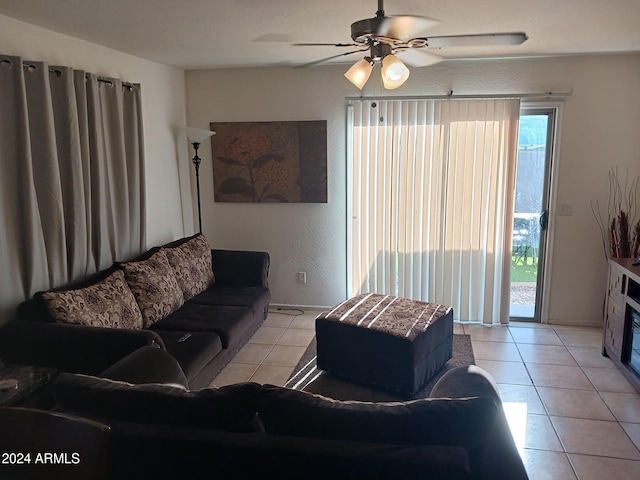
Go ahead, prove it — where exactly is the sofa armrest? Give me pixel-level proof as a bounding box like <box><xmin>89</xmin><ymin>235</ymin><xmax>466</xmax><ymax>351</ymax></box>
<box><xmin>430</xmin><ymin>365</ymin><xmax>502</xmax><ymax>401</ymax></box>
<box><xmin>430</xmin><ymin>366</ymin><xmax>529</xmax><ymax>480</ymax></box>
<box><xmin>0</xmin><ymin>321</ymin><xmax>165</xmax><ymax>376</ymax></box>
<box><xmin>211</xmin><ymin>249</ymin><xmax>270</xmax><ymax>288</ymax></box>
<box><xmin>99</xmin><ymin>346</ymin><xmax>189</xmax><ymax>388</ymax></box>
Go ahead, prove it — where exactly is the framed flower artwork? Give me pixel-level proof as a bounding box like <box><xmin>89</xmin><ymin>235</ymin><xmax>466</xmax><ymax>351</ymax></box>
<box><xmin>208</xmin><ymin>120</ymin><xmax>327</xmax><ymax>203</ymax></box>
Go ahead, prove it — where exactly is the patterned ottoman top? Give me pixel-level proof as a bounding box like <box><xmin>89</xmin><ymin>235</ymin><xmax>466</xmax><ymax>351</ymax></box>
<box><xmin>318</xmin><ymin>293</ymin><xmax>452</xmax><ymax>341</ymax></box>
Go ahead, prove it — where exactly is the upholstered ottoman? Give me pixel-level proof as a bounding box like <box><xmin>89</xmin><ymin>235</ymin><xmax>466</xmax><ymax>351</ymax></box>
<box><xmin>316</xmin><ymin>294</ymin><xmax>453</xmax><ymax>394</ymax></box>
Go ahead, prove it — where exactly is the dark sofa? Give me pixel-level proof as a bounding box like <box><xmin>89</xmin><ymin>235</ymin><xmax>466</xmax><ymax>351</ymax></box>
<box><xmin>50</xmin><ymin>347</ymin><xmax>529</xmax><ymax>480</ymax></box>
<box><xmin>0</xmin><ymin>233</ymin><xmax>270</xmax><ymax>389</ymax></box>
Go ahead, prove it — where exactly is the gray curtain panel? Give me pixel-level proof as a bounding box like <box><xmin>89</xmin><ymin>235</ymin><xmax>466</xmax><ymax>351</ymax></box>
<box><xmin>0</xmin><ymin>54</ymin><xmax>146</xmax><ymax>325</ymax></box>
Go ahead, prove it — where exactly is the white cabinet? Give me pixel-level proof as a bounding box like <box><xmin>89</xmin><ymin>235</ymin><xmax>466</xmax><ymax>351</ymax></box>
<box><xmin>602</xmin><ymin>259</ymin><xmax>640</xmax><ymax>392</ymax></box>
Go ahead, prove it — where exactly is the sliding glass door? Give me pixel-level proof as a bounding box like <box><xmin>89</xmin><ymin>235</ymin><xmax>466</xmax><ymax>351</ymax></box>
<box><xmin>509</xmin><ymin>108</ymin><xmax>557</xmax><ymax>322</ymax></box>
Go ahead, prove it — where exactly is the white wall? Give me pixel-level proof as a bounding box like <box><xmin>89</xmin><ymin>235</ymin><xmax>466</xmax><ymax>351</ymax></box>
<box><xmin>186</xmin><ymin>68</ymin><xmax>349</xmax><ymax>308</ymax></box>
<box><xmin>187</xmin><ymin>54</ymin><xmax>640</xmax><ymax>325</ymax></box>
<box><xmin>0</xmin><ymin>14</ymin><xmax>192</xmax><ymax>249</ymax></box>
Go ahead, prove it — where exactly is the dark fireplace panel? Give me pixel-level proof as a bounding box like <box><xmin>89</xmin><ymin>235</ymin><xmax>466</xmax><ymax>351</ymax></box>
<box><xmin>628</xmin><ymin>308</ymin><xmax>640</xmax><ymax>376</ymax></box>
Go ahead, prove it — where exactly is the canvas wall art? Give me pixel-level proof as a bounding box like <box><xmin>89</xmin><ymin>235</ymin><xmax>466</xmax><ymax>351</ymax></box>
<box><xmin>209</xmin><ymin>120</ymin><xmax>328</xmax><ymax>203</ymax></box>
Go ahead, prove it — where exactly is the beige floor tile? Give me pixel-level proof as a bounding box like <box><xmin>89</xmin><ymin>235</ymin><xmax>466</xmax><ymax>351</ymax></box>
<box><xmin>526</xmin><ymin>364</ymin><xmax>594</xmax><ymax>390</ymax></box>
<box><xmin>289</xmin><ymin>315</ymin><xmax>317</xmax><ymax>330</ymax></box>
<box><xmin>502</xmin><ymin>401</ymin><xmax>528</xmax><ymax>450</ymax></box>
<box><xmin>521</xmin><ymin>450</ymin><xmax>576</xmax><ymax>480</ymax></box>
<box><xmin>263</xmin><ymin>313</ymin><xmax>294</xmax><ymax>328</ymax></box>
<box><xmin>498</xmin><ymin>384</ymin><xmax>546</xmax><ymax>415</ymax></box>
<box><xmin>250</xmin><ymin>364</ymin><xmax>294</xmax><ymax>386</ymax></box>
<box><xmin>522</xmin><ymin>413</ymin><xmax>564</xmax><ymax>451</ymax></box>
<box><xmin>463</xmin><ymin>324</ymin><xmax>514</xmax><ymax>342</ymax></box>
<box><xmin>553</xmin><ymin>327</ymin><xmax>603</xmax><ymax>348</ymax></box>
<box><xmin>248</xmin><ymin>326</ymin><xmax>285</xmax><ymax>344</ymax></box>
<box><xmin>600</xmin><ymin>392</ymin><xmax>640</xmax><ymax>423</ymax></box>
<box><xmin>517</xmin><ymin>343</ymin><xmax>577</xmax><ymax>366</ymax></box>
<box><xmin>551</xmin><ymin>417</ymin><xmax>640</xmax><ymax>459</ymax></box>
<box><xmin>211</xmin><ymin>363</ymin><xmax>258</xmax><ymax>387</ymax></box>
<box><xmin>453</xmin><ymin>322</ymin><xmax>465</xmax><ymax>334</ymax></box>
<box><xmin>510</xmin><ymin>327</ymin><xmax>563</xmax><ymax>345</ymax></box>
<box><xmin>277</xmin><ymin>328</ymin><xmax>316</xmax><ymax>347</ymax></box>
<box><xmin>582</xmin><ymin>367</ymin><xmax>638</xmax><ymax>393</ymax></box>
<box><xmin>567</xmin><ymin>346</ymin><xmax>616</xmax><ymax>368</ymax></box>
<box><xmin>569</xmin><ymin>453</ymin><xmax>640</xmax><ymax>480</ymax></box>
<box><xmin>232</xmin><ymin>343</ymin><xmax>274</xmax><ymax>365</ymax></box>
<box><xmin>262</xmin><ymin>344</ymin><xmax>307</xmax><ymax>367</ymax></box>
<box><xmin>622</xmin><ymin>422</ymin><xmax>640</xmax><ymax>451</ymax></box>
<box><xmin>537</xmin><ymin>387</ymin><xmax>615</xmax><ymax>420</ymax></box>
<box><xmin>509</xmin><ymin>322</ymin><xmax>553</xmax><ymax>329</ymax></box>
<box><xmin>475</xmin><ymin>359</ymin><xmax>532</xmax><ymax>385</ymax></box>
<box><xmin>472</xmin><ymin>340</ymin><xmax>521</xmax><ymax>362</ymax></box>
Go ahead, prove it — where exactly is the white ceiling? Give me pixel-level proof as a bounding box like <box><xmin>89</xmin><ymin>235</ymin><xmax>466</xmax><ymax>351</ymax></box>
<box><xmin>1</xmin><ymin>0</ymin><xmax>639</xmax><ymax>70</ymax></box>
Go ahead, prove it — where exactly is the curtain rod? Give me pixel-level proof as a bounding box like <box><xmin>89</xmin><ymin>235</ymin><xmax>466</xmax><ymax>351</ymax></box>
<box><xmin>0</xmin><ymin>58</ymin><xmax>135</xmax><ymax>89</ymax></box>
<box><xmin>346</xmin><ymin>91</ymin><xmax>572</xmax><ymax>102</ymax></box>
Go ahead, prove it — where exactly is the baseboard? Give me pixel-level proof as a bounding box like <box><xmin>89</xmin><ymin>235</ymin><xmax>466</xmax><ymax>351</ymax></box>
<box><xmin>269</xmin><ymin>303</ymin><xmax>330</xmax><ymax>312</ymax></box>
<box><xmin>545</xmin><ymin>318</ymin><xmax>603</xmax><ymax>328</ymax></box>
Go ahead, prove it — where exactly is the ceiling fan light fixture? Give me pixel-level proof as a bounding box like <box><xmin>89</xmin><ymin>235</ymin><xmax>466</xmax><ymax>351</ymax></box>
<box><xmin>344</xmin><ymin>56</ymin><xmax>375</xmax><ymax>89</ymax></box>
<box><xmin>381</xmin><ymin>54</ymin><xmax>410</xmax><ymax>89</ymax></box>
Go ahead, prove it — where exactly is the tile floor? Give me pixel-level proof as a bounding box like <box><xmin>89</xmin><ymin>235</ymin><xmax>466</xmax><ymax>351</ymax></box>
<box><xmin>212</xmin><ymin>308</ymin><xmax>318</xmax><ymax>388</ymax></box>
<box><xmin>212</xmin><ymin>308</ymin><xmax>640</xmax><ymax>480</ymax></box>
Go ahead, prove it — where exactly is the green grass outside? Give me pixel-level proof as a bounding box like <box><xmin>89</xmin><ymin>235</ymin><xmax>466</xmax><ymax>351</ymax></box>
<box><xmin>511</xmin><ymin>255</ymin><xmax>538</xmax><ymax>282</ymax></box>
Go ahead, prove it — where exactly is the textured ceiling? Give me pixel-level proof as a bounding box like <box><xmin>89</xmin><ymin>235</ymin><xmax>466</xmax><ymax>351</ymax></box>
<box><xmin>1</xmin><ymin>0</ymin><xmax>639</xmax><ymax>70</ymax></box>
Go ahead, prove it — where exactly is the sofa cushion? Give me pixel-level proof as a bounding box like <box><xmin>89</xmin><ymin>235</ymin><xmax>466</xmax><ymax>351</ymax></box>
<box><xmin>155</xmin><ymin>330</ymin><xmax>224</xmax><ymax>380</ymax></box>
<box><xmin>41</xmin><ymin>269</ymin><xmax>144</xmax><ymax>329</ymax></box>
<box><xmin>257</xmin><ymin>385</ymin><xmax>499</xmax><ymax>449</ymax></box>
<box><xmin>120</xmin><ymin>249</ymin><xmax>184</xmax><ymax>327</ymax></box>
<box><xmin>188</xmin><ymin>285</ymin><xmax>271</xmax><ymax>316</ymax></box>
<box><xmin>162</xmin><ymin>233</ymin><xmax>215</xmax><ymax>301</ymax></box>
<box><xmin>53</xmin><ymin>373</ymin><xmax>262</xmax><ymax>432</ymax></box>
<box><xmin>151</xmin><ymin>304</ymin><xmax>255</xmax><ymax>349</ymax></box>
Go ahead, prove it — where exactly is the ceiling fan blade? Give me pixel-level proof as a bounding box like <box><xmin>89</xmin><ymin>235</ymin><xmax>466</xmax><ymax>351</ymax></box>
<box><xmin>424</xmin><ymin>32</ymin><xmax>528</xmax><ymax>49</ymax></box>
<box><xmin>377</xmin><ymin>15</ymin><xmax>440</xmax><ymax>42</ymax></box>
<box><xmin>252</xmin><ymin>34</ymin><xmax>293</xmax><ymax>43</ymax></box>
<box><xmin>394</xmin><ymin>48</ymin><xmax>443</xmax><ymax>67</ymax></box>
<box><xmin>295</xmin><ymin>49</ymin><xmax>368</xmax><ymax>69</ymax></box>
<box><xmin>293</xmin><ymin>43</ymin><xmax>359</xmax><ymax>47</ymax></box>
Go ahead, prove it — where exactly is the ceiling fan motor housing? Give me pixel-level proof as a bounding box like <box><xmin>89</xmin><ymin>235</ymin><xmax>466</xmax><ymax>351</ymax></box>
<box><xmin>351</xmin><ymin>17</ymin><xmax>387</xmax><ymax>44</ymax></box>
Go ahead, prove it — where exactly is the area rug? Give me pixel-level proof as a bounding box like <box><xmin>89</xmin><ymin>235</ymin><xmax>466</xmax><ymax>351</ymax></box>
<box><xmin>284</xmin><ymin>334</ymin><xmax>475</xmax><ymax>402</ymax></box>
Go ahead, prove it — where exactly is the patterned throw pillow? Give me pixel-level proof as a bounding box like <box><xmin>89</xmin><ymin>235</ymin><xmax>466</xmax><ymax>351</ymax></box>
<box><xmin>120</xmin><ymin>249</ymin><xmax>184</xmax><ymax>327</ymax></box>
<box><xmin>42</xmin><ymin>270</ymin><xmax>144</xmax><ymax>329</ymax></box>
<box><xmin>163</xmin><ymin>234</ymin><xmax>215</xmax><ymax>301</ymax></box>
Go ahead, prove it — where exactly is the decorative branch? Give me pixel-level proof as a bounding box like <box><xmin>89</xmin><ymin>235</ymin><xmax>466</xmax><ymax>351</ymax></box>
<box><xmin>591</xmin><ymin>200</ymin><xmax>609</xmax><ymax>262</ymax></box>
<box><xmin>592</xmin><ymin>167</ymin><xmax>640</xmax><ymax>260</ymax></box>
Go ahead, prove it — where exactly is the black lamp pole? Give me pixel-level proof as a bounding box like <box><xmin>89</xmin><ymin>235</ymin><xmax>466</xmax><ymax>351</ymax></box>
<box><xmin>191</xmin><ymin>141</ymin><xmax>203</xmax><ymax>233</ymax></box>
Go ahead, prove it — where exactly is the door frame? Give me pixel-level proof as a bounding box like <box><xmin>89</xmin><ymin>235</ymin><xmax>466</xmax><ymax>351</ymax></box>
<box><xmin>511</xmin><ymin>102</ymin><xmax>564</xmax><ymax>324</ymax></box>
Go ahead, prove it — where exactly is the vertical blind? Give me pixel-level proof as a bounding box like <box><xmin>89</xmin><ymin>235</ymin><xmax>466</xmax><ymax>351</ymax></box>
<box><xmin>0</xmin><ymin>54</ymin><xmax>146</xmax><ymax>324</ymax></box>
<box><xmin>348</xmin><ymin>98</ymin><xmax>520</xmax><ymax>324</ymax></box>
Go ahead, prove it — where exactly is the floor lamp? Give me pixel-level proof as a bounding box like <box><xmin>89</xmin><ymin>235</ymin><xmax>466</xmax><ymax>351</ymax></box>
<box><xmin>186</xmin><ymin>127</ymin><xmax>216</xmax><ymax>233</ymax></box>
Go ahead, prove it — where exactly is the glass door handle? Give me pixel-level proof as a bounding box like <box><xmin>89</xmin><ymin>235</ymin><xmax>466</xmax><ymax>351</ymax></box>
<box><xmin>540</xmin><ymin>210</ymin><xmax>549</xmax><ymax>230</ymax></box>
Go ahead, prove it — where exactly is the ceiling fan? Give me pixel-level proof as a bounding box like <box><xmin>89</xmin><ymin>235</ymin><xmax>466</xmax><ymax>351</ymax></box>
<box><xmin>296</xmin><ymin>0</ymin><xmax>527</xmax><ymax>89</ymax></box>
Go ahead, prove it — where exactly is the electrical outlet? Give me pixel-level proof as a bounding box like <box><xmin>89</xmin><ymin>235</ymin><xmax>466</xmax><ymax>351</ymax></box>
<box><xmin>559</xmin><ymin>203</ymin><xmax>573</xmax><ymax>216</ymax></box>
<box><xmin>298</xmin><ymin>272</ymin><xmax>307</xmax><ymax>284</ymax></box>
